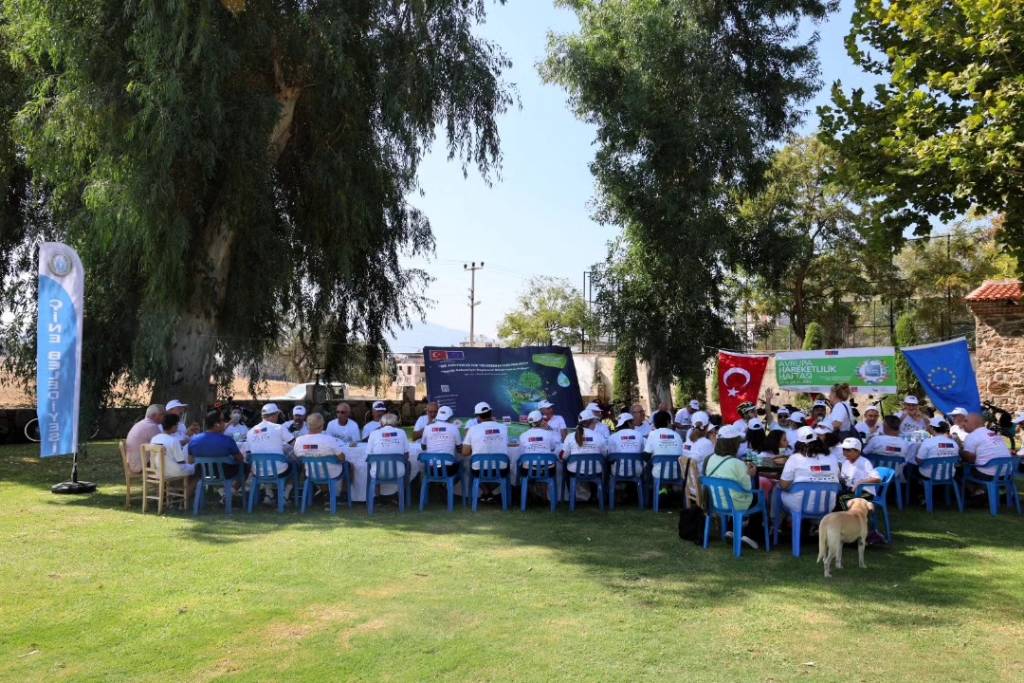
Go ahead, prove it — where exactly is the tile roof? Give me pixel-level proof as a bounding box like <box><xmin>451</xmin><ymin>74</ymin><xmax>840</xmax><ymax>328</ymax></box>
<box><xmin>965</xmin><ymin>280</ymin><xmax>1023</xmax><ymax>302</ymax></box>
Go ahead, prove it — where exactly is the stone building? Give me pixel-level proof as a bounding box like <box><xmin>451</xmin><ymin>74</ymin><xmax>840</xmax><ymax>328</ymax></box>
<box><xmin>965</xmin><ymin>280</ymin><xmax>1024</xmax><ymax>412</ymax></box>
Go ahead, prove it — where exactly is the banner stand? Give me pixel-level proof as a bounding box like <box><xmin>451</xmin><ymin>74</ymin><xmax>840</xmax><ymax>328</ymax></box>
<box><xmin>51</xmin><ymin>443</ymin><xmax>96</xmax><ymax>495</ymax></box>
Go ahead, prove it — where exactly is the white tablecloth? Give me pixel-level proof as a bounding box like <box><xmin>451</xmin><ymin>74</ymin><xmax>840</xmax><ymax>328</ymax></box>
<box><xmin>343</xmin><ymin>444</ymin><xmax>424</xmax><ymax>503</ymax></box>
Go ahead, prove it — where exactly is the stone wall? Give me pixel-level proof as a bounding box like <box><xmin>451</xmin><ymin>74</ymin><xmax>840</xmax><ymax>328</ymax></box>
<box><xmin>970</xmin><ymin>300</ymin><xmax>1024</xmax><ymax>413</ymax></box>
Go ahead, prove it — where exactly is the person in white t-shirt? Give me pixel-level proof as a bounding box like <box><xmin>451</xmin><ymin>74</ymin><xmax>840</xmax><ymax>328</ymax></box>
<box><xmin>673</xmin><ymin>400</ymin><xmax>699</xmax><ymax>431</ymax></box>
<box><xmin>282</xmin><ymin>405</ymin><xmax>309</xmax><ymax>438</ymax></box>
<box><xmin>777</xmin><ymin>426</ymin><xmax>840</xmax><ymax>517</ymax></box>
<box><xmin>539</xmin><ymin>400</ymin><xmax>568</xmax><ymax>440</ymax></box>
<box><xmin>583</xmin><ymin>402</ymin><xmax>611</xmax><ymax>440</ymax></box>
<box><xmin>246</xmin><ymin>403</ymin><xmax>297</xmax><ymax>475</ymax></box>
<box><xmin>855</xmin><ymin>405</ymin><xmax>883</xmax><ymax>443</ymax></box>
<box><xmin>839</xmin><ymin>436</ymin><xmax>881</xmax><ymax>496</ymax></box>
<box><xmin>896</xmin><ymin>395</ymin><xmax>928</xmax><ymax>437</ymax></box>
<box><xmin>366</xmin><ymin>413</ymin><xmax>410</xmax><ymax>480</ymax></box>
<box><xmin>413</xmin><ymin>401</ymin><xmax>439</xmax><ymax>441</ymax></box>
<box><xmin>904</xmin><ymin>416</ymin><xmax>961</xmax><ymax>499</ymax></box>
<box><xmin>644</xmin><ymin>410</ymin><xmax>684</xmax><ymax>478</ymax></box>
<box><xmin>294</xmin><ymin>413</ymin><xmax>345</xmax><ymax>479</ymax></box>
<box><xmin>784</xmin><ymin>411</ymin><xmax>806</xmax><ymax>453</ymax></box>
<box><xmin>682</xmin><ymin>411</ymin><xmax>716</xmax><ymax>467</ymax></box>
<box><xmin>863</xmin><ymin>415</ymin><xmax>908</xmax><ymax>463</ymax></box>
<box><xmin>326</xmin><ymin>402</ymin><xmax>361</xmax><ymax>446</ymax></box>
<box><xmin>961</xmin><ymin>413</ymin><xmax>1011</xmax><ymax>478</ymax></box>
<box><xmin>462</xmin><ymin>402</ymin><xmax>510</xmax><ymax>470</ymax></box>
<box><xmin>608</xmin><ymin>413</ymin><xmax>644</xmax><ymax>454</ymax></box>
<box><xmin>825</xmin><ymin>383</ymin><xmax>855</xmax><ymax>433</ymax></box>
<box><xmin>518</xmin><ymin>410</ymin><xmax>560</xmax><ymax>456</ymax></box>
<box><xmin>223</xmin><ymin>408</ymin><xmax>249</xmax><ymax>442</ymax></box>
<box><xmin>946</xmin><ymin>407</ymin><xmax>970</xmax><ymax>444</ymax></box>
<box><xmin>561</xmin><ymin>410</ymin><xmax>607</xmax><ymax>474</ymax></box>
<box><xmin>361</xmin><ymin>401</ymin><xmax>388</xmax><ymax>441</ymax></box>
<box><xmin>419</xmin><ymin>406</ymin><xmax>462</xmax><ymax>478</ymax></box>
<box><xmin>631</xmin><ymin>403</ymin><xmax>652</xmax><ymax>438</ymax></box>
<box><xmin>150</xmin><ymin>413</ymin><xmax>196</xmax><ymax>479</ymax></box>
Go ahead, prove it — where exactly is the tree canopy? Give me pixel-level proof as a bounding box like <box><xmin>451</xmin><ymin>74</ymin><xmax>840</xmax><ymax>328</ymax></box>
<box><xmin>497</xmin><ymin>277</ymin><xmax>599</xmax><ymax>348</ymax></box>
<box><xmin>0</xmin><ymin>0</ymin><xmax>511</xmax><ymax>412</ymax></box>
<box><xmin>821</xmin><ymin>0</ymin><xmax>1024</xmax><ymax>263</ymax></box>
<box><xmin>544</xmin><ymin>0</ymin><xmax>836</xmax><ymax>403</ymax></box>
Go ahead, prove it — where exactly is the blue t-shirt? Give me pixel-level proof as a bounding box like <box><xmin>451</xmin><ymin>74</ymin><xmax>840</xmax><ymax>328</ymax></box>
<box><xmin>188</xmin><ymin>431</ymin><xmax>241</xmax><ymax>460</ymax></box>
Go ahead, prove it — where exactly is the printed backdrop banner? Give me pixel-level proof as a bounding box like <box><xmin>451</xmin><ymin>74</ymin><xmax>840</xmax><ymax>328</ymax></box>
<box><xmin>424</xmin><ymin>346</ymin><xmax>582</xmax><ymax>429</ymax></box>
<box><xmin>36</xmin><ymin>242</ymin><xmax>85</xmax><ymax>458</ymax></box>
<box><xmin>775</xmin><ymin>346</ymin><xmax>897</xmax><ymax>395</ymax></box>
<box><xmin>718</xmin><ymin>351</ymin><xmax>770</xmax><ymax>422</ymax></box>
<box><xmin>901</xmin><ymin>337</ymin><xmax>981</xmax><ymax>414</ymax></box>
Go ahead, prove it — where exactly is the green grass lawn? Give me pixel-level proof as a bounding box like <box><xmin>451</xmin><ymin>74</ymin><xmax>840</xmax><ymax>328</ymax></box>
<box><xmin>1</xmin><ymin>442</ymin><xmax>1023</xmax><ymax>682</ymax></box>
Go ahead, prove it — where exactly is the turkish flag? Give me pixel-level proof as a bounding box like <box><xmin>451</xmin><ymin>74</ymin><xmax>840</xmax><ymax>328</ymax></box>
<box><xmin>718</xmin><ymin>351</ymin><xmax>770</xmax><ymax>422</ymax></box>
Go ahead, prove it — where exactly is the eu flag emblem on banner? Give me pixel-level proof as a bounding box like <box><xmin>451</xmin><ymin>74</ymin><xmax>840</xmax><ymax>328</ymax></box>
<box><xmin>900</xmin><ymin>337</ymin><xmax>981</xmax><ymax>414</ymax></box>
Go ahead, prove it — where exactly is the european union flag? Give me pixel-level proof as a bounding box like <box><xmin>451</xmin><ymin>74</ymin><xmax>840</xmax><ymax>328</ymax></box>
<box><xmin>900</xmin><ymin>337</ymin><xmax>981</xmax><ymax>414</ymax></box>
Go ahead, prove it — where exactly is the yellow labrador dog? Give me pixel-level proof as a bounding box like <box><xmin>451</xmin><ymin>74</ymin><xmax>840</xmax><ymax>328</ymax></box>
<box><xmin>816</xmin><ymin>497</ymin><xmax>874</xmax><ymax>578</ymax></box>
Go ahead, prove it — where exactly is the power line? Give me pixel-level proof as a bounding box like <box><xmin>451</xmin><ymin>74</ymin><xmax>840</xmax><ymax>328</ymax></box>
<box><xmin>463</xmin><ymin>261</ymin><xmax>484</xmax><ymax>345</ymax></box>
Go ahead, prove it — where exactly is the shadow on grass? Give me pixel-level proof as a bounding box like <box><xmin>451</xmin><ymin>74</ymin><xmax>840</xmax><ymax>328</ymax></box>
<box><xmin>9</xmin><ymin>444</ymin><xmax>1024</xmax><ymax>624</ymax></box>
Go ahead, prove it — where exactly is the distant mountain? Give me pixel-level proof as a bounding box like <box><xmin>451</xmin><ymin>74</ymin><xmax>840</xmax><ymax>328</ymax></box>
<box><xmin>388</xmin><ymin>321</ymin><xmax>468</xmax><ymax>353</ymax></box>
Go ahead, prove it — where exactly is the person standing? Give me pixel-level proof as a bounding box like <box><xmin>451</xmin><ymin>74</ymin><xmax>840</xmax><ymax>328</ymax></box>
<box><xmin>361</xmin><ymin>401</ymin><xmax>388</xmax><ymax>441</ymax></box>
<box><xmin>327</xmin><ymin>402</ymin><xmax>361</xmax><ymax>446</ymax></box>
<box><xmin>282</xmin><ymin>405</ymin><xmax>309</xmax><ymax>437</ymax></box>
<box><xmin>826</xmin><ymin>383</ymin><xmax>855</xmax><ymax>433</ymax></box>
<box><xmin>125</xmin><ymin>404</ymin><xmax>164</xmax><ymax>473</ymax></box>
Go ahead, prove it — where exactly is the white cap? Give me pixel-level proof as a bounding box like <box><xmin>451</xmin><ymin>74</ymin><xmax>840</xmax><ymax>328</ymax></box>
<box><xmin>777</xmin><ymin>406</ymin><xmax>791</xmax><ymax>416</ymax></box>
<box><xmin>718</xmin><ymin>424</ymin><xmax>743</xmax><ymax>439</ymax></box>
<box><xmin>436</xmin><ymin>406</ymin><xmax>454</xmax><ymax>422</ymax></box>
<box><xmin>840</xmin><ymin>437</ymin><xmax>862</xmax><ymax>451</ymax></box>
<box><xmin>166</xmin><ymin>399</ymin><xmax>188</xmax><ymax>411</ymax></box>
<box><xmin>813</xmin><ymin>399</ymin><xmax>829</xmax><ymax>408</ymax></box>
<box><xmin>372</xmin><ymin>400</ymin><xmax>387</xmax><ymax>412</ymax></box>
<box><xmin>789</xmin><ymin>411</ymin><xmax>806</xmax><ymax>424</ymax></box>
<box><xmin>814</xmin><ymin>424</ymin><xmax>832</xmax><ymax>436</ymax></box>
<box><xmin>691</xmin><ymin>411</ymin><xmax>710</xmax><ymax>427</ymax></box>
<box><xmin>929</xmin><ymin>416</ymin><xmax>948</xmax><ymax>428</ymax></box>
<box><xmin>527</xmin><ymin>409</ymin><xmax>543</xmax><ymax>424</ymax></box>
<box><xmin>903</xmin><ymin>395</ymin><xmax>919</xmax><ymax>405</ymax></box>
<box><xmin>689</xmin><ymin>400</ymin><xmax>700</xmax><ymax>410</ymax></box>
<box><xmin>474</xmin><ymin>401</ymin><xmax>492</xmax><ymax>415</ymax></box>
<box><xmin>947</xmin><ymin>407</ymin><xmax>968</xmax><ymax>417</ymax></box>
<box><xmin>747</xmin><ymin>418</ymin><xmax>765</xmax><ymax>431</ymax></box>
<box><xmin>578</xmin><ymin>409</ymin><xmax>596</xmax><ymax>422</ymax></box>
<box><xmin>795</xmin><ymin>426</ymin><xmax>816</xmax><ymax>443</ymax></box>
<box><xmin>864</xmin><ymin>404</ymin><xmax>880</xmax><ymax>415</ymax></box>
<box><xmin>261</xmin><ymin>402</ymin><xmax>281</xmax><ymax>416</ymax></box>
<box><xmin>616</xmin><ymin>412</ymin><xmax>633</xmax><ymax>428</ymax></box>
<box><xmin>292</xmin><ymin>405</ymin><xmax>307</xmax><ymax>417</ymax></box>
<box><xmin>538</xmin><ymin>400</ymin><xmax>554</xmax><ymax>410</ymax></box>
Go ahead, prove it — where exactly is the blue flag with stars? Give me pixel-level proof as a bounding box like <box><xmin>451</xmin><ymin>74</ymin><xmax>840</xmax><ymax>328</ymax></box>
<box><xmin>900</xmin><ymin>337</ymin><xmax>981</xmax><ymax>414</ymax></box>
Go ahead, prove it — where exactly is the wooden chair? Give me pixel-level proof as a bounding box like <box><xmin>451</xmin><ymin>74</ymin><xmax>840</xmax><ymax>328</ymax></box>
<box><xmin>118</xmin><ymin>440</ymin><xmax>143</xmax><ymax>509</ymax></box>
<box><xmin>681</xmin><ymin>456</ymin><xmax>703</xmax><ymax>510</ymax></box>
<box><xmin>140</xmin><ymin>443</ymin><xmax>189</xmax><ymax>514</ymax></box>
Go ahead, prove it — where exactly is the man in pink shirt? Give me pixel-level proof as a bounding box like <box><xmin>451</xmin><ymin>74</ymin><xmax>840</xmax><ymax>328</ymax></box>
<box><xmin>124</xmin><ymin>404</ymin><xmax>165</xmax><ymax>473</ymax></box>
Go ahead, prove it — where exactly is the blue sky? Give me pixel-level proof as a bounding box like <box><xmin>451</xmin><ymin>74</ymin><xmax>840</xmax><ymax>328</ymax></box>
<box><xmin>395</xmin><ymin>0</ymin><xmax>873</xmax><ymax>351</ymax></box>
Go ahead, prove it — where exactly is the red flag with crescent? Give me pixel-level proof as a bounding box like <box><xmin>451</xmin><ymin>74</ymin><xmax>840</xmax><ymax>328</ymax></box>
<box><xmin>718</xmin><ymin>350</ymin><xmax>770</xmax><ymax>422</ymax></box>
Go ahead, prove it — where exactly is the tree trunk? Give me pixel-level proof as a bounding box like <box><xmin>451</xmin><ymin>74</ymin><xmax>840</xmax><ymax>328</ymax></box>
<box><xmin>645</xmin><ymin>351</ymin><xmax>672</xmax><ymax>412</ymax></box>
<box><xmin>151</xmin><ymin>61</ymin><xmax>301</xmax><ymax>416</ymax></box>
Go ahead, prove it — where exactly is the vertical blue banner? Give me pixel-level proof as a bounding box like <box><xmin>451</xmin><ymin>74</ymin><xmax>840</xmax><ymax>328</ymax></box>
<box><xmin>36</xmin><ymin>243</ymin><xmax>85</xmax><ymax>457</ymax></box>
<box><xmin>424</xmin><ymin>346</ymin><xmax>583</xmax><ymax>428</ymax></box>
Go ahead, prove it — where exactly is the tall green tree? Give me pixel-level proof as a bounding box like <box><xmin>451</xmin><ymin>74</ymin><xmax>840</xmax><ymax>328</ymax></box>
<box><xmin>894</xmin><ymin>312</ymin><xmax>923</xmax><ymax>399</ymax></box>
<box><xmin>497</xmin><ymin>277</ymin><xmax>600</xmax><ymax>348</ymax></box>
<box><xmin>544</xmin><ymin>0</ymin><xmax>836</xmax><ymax>403</ymax></box>
<box><xmin>611</xmin><ymin>343</ymin><xmax>638</xmax><ymax>406</ymax></box>
<box><xmin>821</xmin><ymin>0</ymin><xmax>1024</xmax><ymax>263</ymax></box>
<box><xmin>1</xmin><ymin>0</ymin><xmax>511</xmax><ymax>412</ymax></box>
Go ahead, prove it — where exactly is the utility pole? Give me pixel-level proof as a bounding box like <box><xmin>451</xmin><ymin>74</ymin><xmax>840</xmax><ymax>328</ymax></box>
<box><xmin>464</xmin><ymin>261</ymin><xmax>484</xmax><ymax>346</ymax></box>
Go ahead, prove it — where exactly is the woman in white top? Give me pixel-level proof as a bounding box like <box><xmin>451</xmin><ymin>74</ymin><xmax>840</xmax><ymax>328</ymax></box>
<box><xmin>607</xmin><ymin>413</ymin><xmax>644</xmax><ymax>454</ymax></box>
<box><xmin>561</xmin><ymin>411</ymin><xmax>606</xmax><ymax>473</ymax></box>
<box><xmin>826</xmin><ymin>382</ymin><xmax>855</xmax><ymax>433</ymax></box>
<box><xmin>150</xmin><ymin>413</ymin><xmax>195</xmax><ymax>478</ymax></box>
<box><xmin>643</xmin><ymin>410</ymin><xmax>684</xmax><ymax>478</ymax></box>
<box><xmin>777</xmin><ymin>426</ymin><xmax>840</xmax><ymax>516</ymax></box>
<box><xmin>681</xmin><ymin>412</ymin><xmax>716</xmax><ymax>467</ymax></box>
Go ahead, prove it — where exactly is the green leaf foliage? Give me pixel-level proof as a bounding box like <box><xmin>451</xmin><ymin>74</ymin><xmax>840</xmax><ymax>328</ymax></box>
<box><xmin>802</xmin><ymin>321</ymin><xmax>825</xmax><ymax>350</ymax></box>
<box><xmin>497</xmin><ymin>277</ymin><xmax>600</xmax><ymax>349</ymax></box>
<box><xmin>894</xmin><ymin>312</ymin><xmax>924</xmax><ymax>399</ymax></box>
<box><xmin>611</xmin><ymin>342</ymin><xmax>638</xmax><ymax>406</ymax></box>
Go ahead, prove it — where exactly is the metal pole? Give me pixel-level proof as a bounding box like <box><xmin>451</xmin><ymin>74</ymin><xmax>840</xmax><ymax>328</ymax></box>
<box><xmin>464</xmin><ymin>261</ymin><xmax>484</xmax><ymax>345</ymax></box>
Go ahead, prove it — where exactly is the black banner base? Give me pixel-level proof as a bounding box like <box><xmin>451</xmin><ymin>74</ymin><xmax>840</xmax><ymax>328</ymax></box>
<box><xmin>52</xmin><ymin>480</ymin><xmax>97</xmax><ymax>494</ymax></box>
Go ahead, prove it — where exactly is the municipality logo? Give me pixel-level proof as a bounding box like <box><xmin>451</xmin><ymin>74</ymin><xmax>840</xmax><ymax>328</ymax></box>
<box><xmin>857</xmin><ymin>359</ymin><xmax>889</xmax><ymax>385</ymax></box>
<box><xmin>49</xmin><ymin>253</ymin><xmax>72</xmax><ymax>278</ymax></box>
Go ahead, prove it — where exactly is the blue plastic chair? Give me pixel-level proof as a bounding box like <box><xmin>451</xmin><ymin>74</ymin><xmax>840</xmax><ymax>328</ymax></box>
<box><xmin>418</xmin><ymin>452</ymin><xmax>462</xmax><ymax>512</ymax></box>
<box><xmin>772</xmin><ymin>482</ymin><xmax>841</xmax><ymax>557</ymax></box>
<box><xmin>518</xmin><ymin>453</ymin><xmax>559</xmax><ymax>512</ymax></box>
<box><xmin>469</xmin><ymin>453</ymin><xmax>511</xmax><ymax>511</ymax></box>
<box><xmin>299</xmin><ymin>455</ymin><xmax>350</xmax><ymax>515</ymax></box>
<box><xmin>700</xmin><ymin>476</ymin><xmax>770</xmax><ymax>557</ymax></box>
<box><xmin>564</xmin><ymin>453</ymin><xmax>606</xmax><ymax>512</ymax></box>
<box><xmin>607</xmin><ymin>452</ymin><xmax>646</xmax><ymax>510</ymax></box>
<box><xmin>855</xmin><ymin>466</ymin><xmax>895</xmax><ymax>543</ymax></box>
<box><xmin>962</xmin><ymin>457</ymin><xmax>1022</xmax><ymax>516</ymax></box>
<box><xmin>246</xmin><ymin>453</ymin><xmax>296</xmax><ymax>513</ymax></box>
<box><xmin>192</xmin><ymin>456</ymin><xmax>246</xmax><ymax>515</ymax></box>
<box><xmin>366</xmin><ymin>453</ymin><xmax>408</xmax><ymax>515</ymax></box>
<box><xmin>918</xmin><ymin>456</ymin><xmax>963</xmax><ymax>513</ymax></box>
<box><xmin>651</xmin><ymin>455</ymin><xmax>685</xmax><ymax>513</ymax></box>
<box><xmin>865</xmin><ymin>453</ymin><xmax>906</xmax><ymax>510</ymax></box>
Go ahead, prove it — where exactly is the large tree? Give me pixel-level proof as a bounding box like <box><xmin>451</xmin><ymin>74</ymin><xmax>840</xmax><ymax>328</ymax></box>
<box><xmin>821</xmin><ymin>0</ymin><xmax>1024</xmax><ymax>263</ymax></box>
<box><xmin>544</xmin><ymin>0</ymin><xmax>836</xmax><ymax>403</ymax></box>
<box><xmin>497</xmin><ymin>277</ymin><xmax>600</xmax><ymax>348</ymax></box>
<box><xmin>1</xmin><ymin>0</ymin><xmax>511</xmax><ymax>413</ymax></box>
